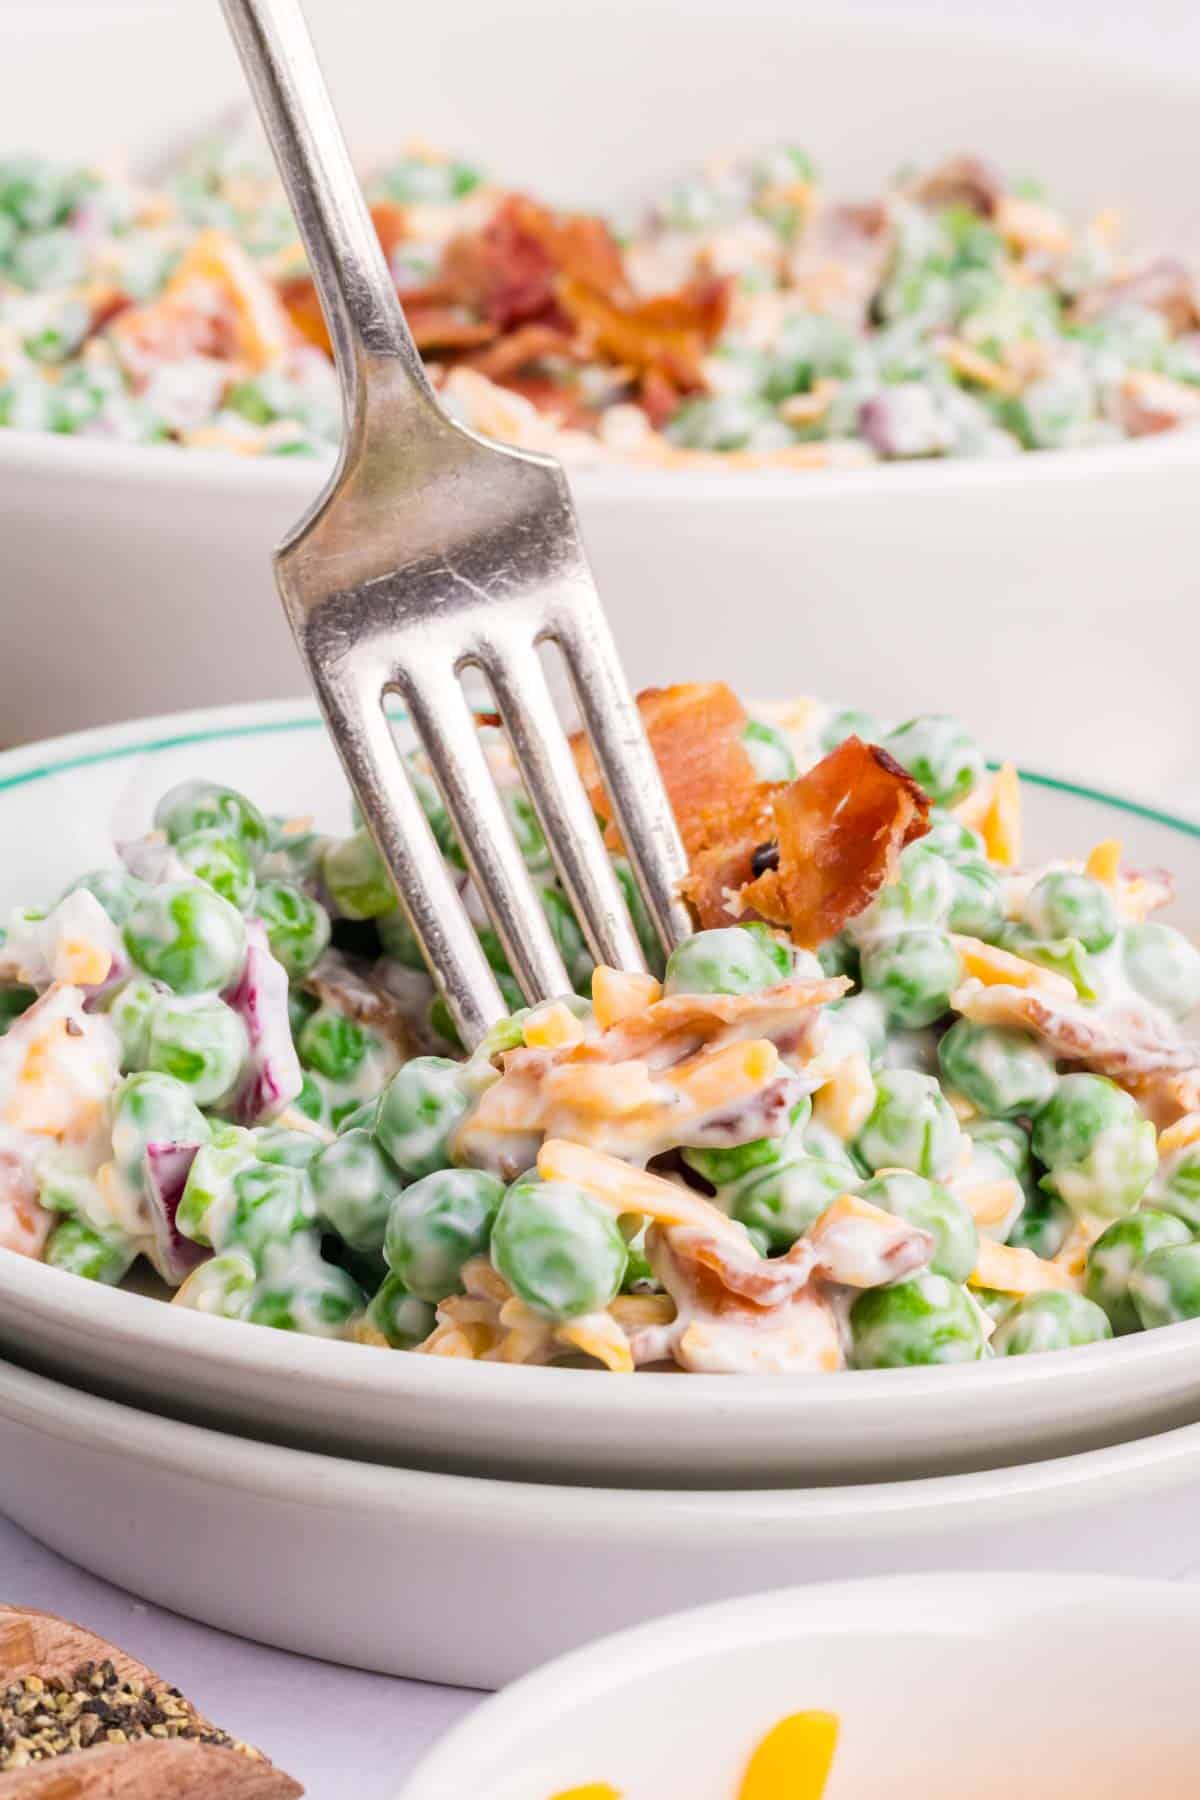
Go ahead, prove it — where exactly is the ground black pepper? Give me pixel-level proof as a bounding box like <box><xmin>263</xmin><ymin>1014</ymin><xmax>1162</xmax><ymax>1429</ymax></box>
<box><xmin>0</xmin><ymin>1658</ymin><xmax>262</xmax><ymax>1772</ymax></box>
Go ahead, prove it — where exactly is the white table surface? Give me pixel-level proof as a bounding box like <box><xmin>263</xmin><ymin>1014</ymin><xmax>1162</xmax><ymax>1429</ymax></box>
<box><xmin>0</xmin><ymin>1511</ymin><xmax>482</xmax><ymax>1798</ymax></box>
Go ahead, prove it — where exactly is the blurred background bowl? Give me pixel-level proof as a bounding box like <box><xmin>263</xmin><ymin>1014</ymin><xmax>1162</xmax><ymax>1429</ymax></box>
<box><xmin>3</xmin><ymin>2</ymin><xmax>1198</xmax><ymax>805</ymax></box>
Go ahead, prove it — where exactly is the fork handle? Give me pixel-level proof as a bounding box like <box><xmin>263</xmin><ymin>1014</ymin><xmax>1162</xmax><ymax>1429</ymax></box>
<box><xmin>219</xmin><ymin>0</ymin><xmax>437</xmax><ymax>435</ymax></box>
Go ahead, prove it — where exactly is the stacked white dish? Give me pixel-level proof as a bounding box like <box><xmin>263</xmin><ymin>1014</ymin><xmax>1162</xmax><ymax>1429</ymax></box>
<box><xmin>2</xmin><ymin>702</ymin><xmax>1200</xmax><ymax>1687</ymax></box>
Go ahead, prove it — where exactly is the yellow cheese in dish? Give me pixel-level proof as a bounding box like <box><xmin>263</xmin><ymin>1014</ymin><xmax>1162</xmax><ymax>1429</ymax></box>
<box><xmin>1085</xmin><ymin>837</ymin><xmax>1123</xmax><ymax>885</ymax></box>
<box><xmin>592</xmin><ymin>965</ymin><xmax>663</xmax><ymax>1030</ymax></box>
<box><xmin>548</xmin><ymin>1786</ymin><xmax>621</xmax><ymax>1800</ymax></box>
<box><xmin>971</xmin><ymin>1238</ymin><xmax>1077</xmax><ymax>1295</ymax></box>
<box><xmin>737</xmin><ymin>1709</ymin><xmax>840</xmax><ymax>1800</ymax></box>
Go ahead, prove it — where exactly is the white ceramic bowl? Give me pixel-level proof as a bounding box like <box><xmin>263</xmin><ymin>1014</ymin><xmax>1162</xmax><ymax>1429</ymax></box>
<box><xmin>5</xmin><ymin>1355</ymin><xmax>1200</xmax><ymax>1688</ymax></box>
<box><xmin>2</xmin><ymin>3</ymin><xmax>1199</xmax><ymax>806</ymax></box>
<box><xmin>399</xmin><ymin>1573</ymin><xmax>1200</xmax><ymax>1798</ymax></box>
<box><xmin>2</xmin><ymin>699</ymin><xmax>1200</xmax><ymax>1489</ymax></box>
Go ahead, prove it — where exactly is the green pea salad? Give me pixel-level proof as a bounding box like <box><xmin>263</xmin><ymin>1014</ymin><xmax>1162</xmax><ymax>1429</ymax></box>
<box><xmin>1</xmin><ymin>685</ymin><xmax>1197</xmax><ymax>1377</ymax></box>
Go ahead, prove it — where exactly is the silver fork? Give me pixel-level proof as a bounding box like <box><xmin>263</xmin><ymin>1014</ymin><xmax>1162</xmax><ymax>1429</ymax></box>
<box><xmin>219</xmin><ymin>0</ymin><xmax>692</xmax><ymax>1048</ymax></box>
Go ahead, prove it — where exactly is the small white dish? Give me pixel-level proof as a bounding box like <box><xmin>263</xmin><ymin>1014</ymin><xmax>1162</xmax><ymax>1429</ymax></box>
<box><xmin>2</xmin><ymin>699</ymin><xmax>1200</xmax><ymax>1490</ymax></box>
<box><xmin>4</xmin><ymin>1356</ymin><xmax>1200</xmax><ymax>1688</ymax></box>
<box><xmin>2</xmin><ymin>4</ymin><xmax>1200</xmax><ymax>808</ymax></box>
<box><xmin>398</xmin><ymin>1572</ymin><xmax>1200</xmax><ymax>1799</ymax></box>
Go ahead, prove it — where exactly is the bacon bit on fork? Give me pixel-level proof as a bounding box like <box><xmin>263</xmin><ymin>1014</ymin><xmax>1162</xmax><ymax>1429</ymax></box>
<box><xmin>738</xmin><ymin>737</ymin><xmax>930</xmax><ymax>947</ymax></box>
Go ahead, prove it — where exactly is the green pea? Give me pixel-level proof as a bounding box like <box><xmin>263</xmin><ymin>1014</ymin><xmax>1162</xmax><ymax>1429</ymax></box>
<box><xmin>682</xmin><ymin>1096</ymin><xmax>812</xmax><ymax>1189</ymax></box>
<box><xmin>859</xmin><ymin>1170</ymin><xmax>977</xmax><ymax>1283</ymax></box>
<box><xmin>384</xmin><ymin>1166</ymin><xmax>505</xmax><ymax>1302</ymax></box>
<box><xmin>297</xmin><ymin>1006</ymin><xmax>366</xmax><ymax>1083</ymax></box>
<box><xmin>254</xmin><ymin>879</ymin><xmax>331</xmax><ymax>980</ymax></box>
<box><xmin>731</xmin><ymin>1154</ymin><xmax>853</xmax><ymax>1251</ymax></box>
<box><xmin>103</xmin><ymin>976</ymin><xmax>165</xmax><ymax>1069</ymax></box>
<box><xmin>375</xmin><ymin>1056</ymin><xmax>470</xmax><ymax>1180</ymax></box>
<box><xmin>255</xmin><ymin>1126</ymin><xmax>324</xmax><ymax>1169</ymax></box>
<box><xmin>937</xmin><ymin>1018</ymin><xmax>1058</xmax><ymax>1119</ymax></box>
<box><xmin>1006</xmin><ymin>1189</ymin><xmax>1072</xmax><ymax>1259</ymax></box>
<box><xmin>965</xmin><ymin>1117</ymin><xmax>1033</xmax><ymax>1185</ymax></box>
<box><xmin>860</xmin><ymin>928</ymin><xmax>960</xmax><ymax>1028</ymax></box>
<box><xmin>44</xmin><ymin>1217</ymin><xmax>135</xmax><ymax>1286</ymax></box>
<box><xmin>663</xmin><ymin>925</ymin><xmax>788</xmax><ymax>998</ymax></box>
<box><xmin>64</xmin><ymin>869</ymin><xmax>148</xmax><ymax>927</ymax></box>
<box><xmin>174</xmin><ymin>1248</ymin><xmax>256</xmax><ymax>1319</ymax></box>
<box><xmin>1085</xmin><ymin>1210</ymin><xmax>1192</xmax><ymax>1335</ymax></box>
<box><xmin>741</xmin><ymin>718</ymin><xmax>797</xmax><ymax>783</ymax></box>
<box><xmin>946</xmin><ymin>859</ymin><xmax>1004</xmax><ymax>939</ymax></box>
<box><xmin>1130</xmin><ymin>1241</ymin><xmax>1200</xmax><ymax>1330</ymax></box>
<box><xmin>154</xmin><ymin>780</ymin><xmax>269</xmax><ymax>861</ymax></box>
<box><xmin>1033</xmin><ymin>1074</ymin><xmax>1157</xmax><ymax>1219</ymax></box>
<box><xmin>850</xmin><ymin>1272</ymin><xmax>986</xmax><ymax>1367</ymax></box>
<box><xmin>922</xmin><ymin>808</ymin><xmax>985</xmax><ymax>862</ymax></box>
<box><xmin>365</xmin><ymin>1273</ymin><xmax>437</xmax><ymax>1348</ymax></box>
<box><xmin>620</xmin><ymin>1222</ymin><xmax>659</xmax><ymax>1293</ymax></box>
<box><xmin>1122</xmin><ymin>922</ymin><xmax>1200</xmax><ymax>1021</ymax></box>
<box><xmin>247</xmin><ymin>1243</ymin><xmax>364</xmax><ymax>1335</ymax></box>
<box><xmin>855</xmin><ymin>1069</ymin><xmax>963</xmax><ymax>1179</ymax></box>
<box><xmin>990</xmin><ymin>1290</ymin><xmax>1112</xmax><ymax>1355</ymax></box>
<box><xmin>0</xmin><ymin>984</ymin><xmax>35</xmax><ymax>1036</ymax></box>
<box><xmin>123</xmin><ymin>881</ymin><xmax>247</xmax><ymax>995</ymax></box>
<box><xmin>613</xmin><ymin>858</ymin><xmax>665</xmax><ymax>978</ymax></box>
<box><xmin>321</xmin><ymin>830</ymin><xmax>396</xmax><ymax>920</ymax></box>
<box><xmin>852</xmin><ymin>843</ymin><xmax>955</xmax><ymax>942</ymax></box>
<box><xmin>818</xmin><ymin>708</ymin><xmax>881</xmax><ymax>754</ymax></box>
<box><xmin>229</xmin><ymin>1160</ymin><xmax>317</xmax><ymax>1257</ymax></box>
<box><xmin>294</xmin><ymin>1074</ymin><xmax>325</xmax><ymax>1123</ymax></box>
<box><xmin>541</xmin><ymin>887</ymin><xmax>593</xmax><ymax>993</ymax></box>
<box><xmin>377</xmin><ymin>904</ymin><xmax>426</xmax><ymax>970</ymax></box>
<box><xmin>1151</xmin><ymin>1141</ymin><xmax>1200</xmax><ymax>1231</ymax></box>
<box><xmin>288</xmin><ymin>988</ymin><xmax>320</xmax><ymax>1042</ymax></box>
<box><xmin>310</xmin><ymin>1128</ymin><xmax>403</xmax><ymax>1255</ymax></box>
<box><xmin>144</xmin><ymin>994</ymin><xmax>248</xmax><ymax>1107</ymax></box>
<box><xmin>818</xmin><ymin>933</ymin><xmax>860</xmax><ymax>983</ymax></box>
<box><xmin>110</xmin><ymin>1071</ymin><xmax>211</xmax><ymax>1191</ymax></box>
<box><xmin>825</xmin><ymin>991</ymin><xmax>888</xmax><ymax>1068</ymax></box>
<box><xmin>491</xmin><ymin>1174</ymin><xmax>627</xmax><ymax>1320</ymax></box>
<box><xmin>881</xmin><ymin>716</ymin><xmax>985</xmax><ymax>807</ymax></box>
<box><xmin>175</xmin><ymin>1126</ymin><xmax>259</xmax><ymax>1248</ymax></box>
<box><xmin>174</xmin><ymin>829</ymin><xmax>257</xmax><ymax>912</ymax></box>
<box><xmin>505</xmin><ymin>788</ymin><xmax>550</xmax><ymax>871</ymax></box>
<box><xmin>1024</xmin><ymin>871</ymin><xmax>1117</xmax><ymax>953</ymax></box>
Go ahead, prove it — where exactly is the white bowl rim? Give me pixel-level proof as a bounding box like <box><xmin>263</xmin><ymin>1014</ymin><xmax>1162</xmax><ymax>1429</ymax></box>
<box><xmin>2</xmin><ymin>693</ymin><xmax>1200</xmax><ymax>1423</ymax></box>
<box><xmin>6</xmin><ymin>1350</ymin><xmax>1200</xmax><ymax>1523</ymax></box>
<box><xmin>3</xmin><ymin>11</ymin><xmax>1200</xmax><ymax>506</ymax></box>
<box><xmin>396</xmin><ymin>1570</ymin><xmax>1200</xmax><ymax>1797</ymax></box>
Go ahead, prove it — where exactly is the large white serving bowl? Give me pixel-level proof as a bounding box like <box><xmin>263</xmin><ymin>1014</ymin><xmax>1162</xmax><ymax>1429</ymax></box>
<box><xmin>399</xmin><ymin>1574</ymin><xmax>1200</xmax><ymax>1798</ymax></box>
<box><xmin>5</xmin><ymin>1355</ymin><xmax>1200</xmax><ymax>1688</ymax></box>
<box><xmin>3</xmin><ymin>3</ymin><xmax>1200</xmax><ymax>803</ymax></box>
<box><xmin>2</xmin><ymin>699</ymin><xmax>1200</xmax><ymax>1487</ymax></box>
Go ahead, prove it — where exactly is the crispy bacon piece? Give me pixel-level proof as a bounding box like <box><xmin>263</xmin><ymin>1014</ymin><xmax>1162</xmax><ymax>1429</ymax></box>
<box><xmin>573</xmin><ymin>682</ymin><xmax>774</xmax><ymax>867</ymax></box>
<box><xmin>909</xmin><ymin>154</ymin><xmax>1004</xmax><ymax>217</ymax></box>
<box><xmin>465</xmin><ymin>322</ymin><xmax>582</xmax><ymax>382</ymax></box>
<box><xmin>436</xmin><ymin>193</ymin><xmax>623</xmax><ymax>331</ymax></box>
<box><xmin>557</xmin><ymin>272</ymin><xmax>731</xmax><ymax>392</ymax></box>
<box><xmin>740</xmin><ymin>737</ymin><xmax>930</xmax><ymax>948</ymax></box>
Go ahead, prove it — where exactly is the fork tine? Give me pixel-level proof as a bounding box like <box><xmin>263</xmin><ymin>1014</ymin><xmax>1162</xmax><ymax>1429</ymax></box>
<box><xmin>476</xmin><ymin>641</ymin><xmax>649</xmax><ymax>976</ymax></box>
<box><xmin>313</xmin><ymin>672</ymin><xmax>509</xmax><ymax>1048</ymax></box>
<box><xmin>398</xmin><ymin>664</ymin><xmax>572</xmax><ymax>1004</ymax></box>
<box><xmin>549</xmin><ymin>598</ymin><xmax>693</xmax><ymax>957</ymax></box>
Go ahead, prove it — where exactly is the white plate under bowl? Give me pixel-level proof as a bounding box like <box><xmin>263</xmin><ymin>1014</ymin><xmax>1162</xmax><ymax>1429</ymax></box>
<box><xmin>2</xmin><ymin>699</ymin><xmax>1200</xmax><ymax>1489</ymax></box>
<box><xmin>399</xmin><ymin>1573</ymin><xmax>1200</xmax><ymax>1798</ymax></box>
<box><xmin>3</xmin><ymin>5</ymin><xmax>1200</xmax><ymax>809</ymax></box>
<box><xmin>4</xmin><ymin>1356</ymin><xmax>1200</xmax><ymax>1689</ymax></box>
